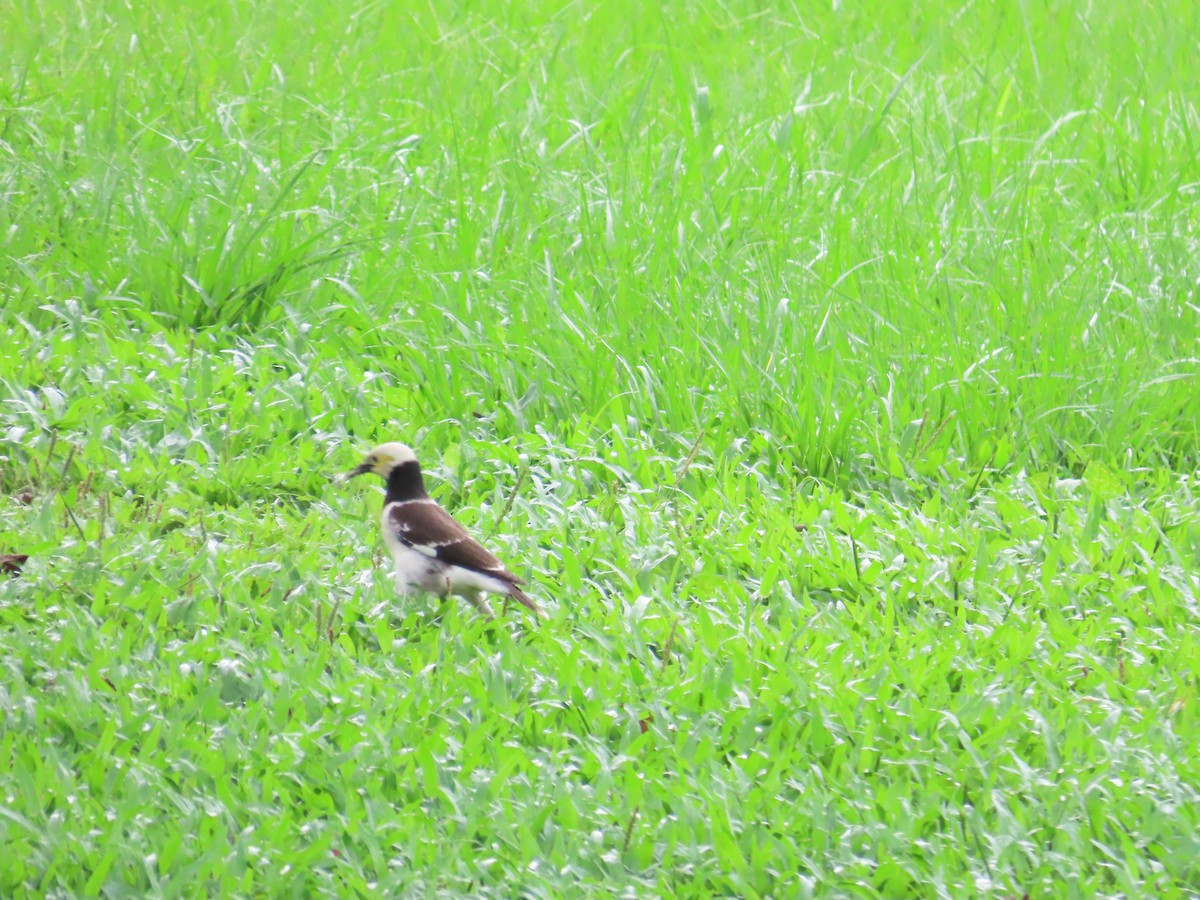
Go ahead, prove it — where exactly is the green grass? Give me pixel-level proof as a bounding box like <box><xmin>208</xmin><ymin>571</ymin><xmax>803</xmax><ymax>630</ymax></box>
<box><xmin>2</xmin><ymin>0</ymin><xmax>1200</xmax><ymax>895</ymax></box>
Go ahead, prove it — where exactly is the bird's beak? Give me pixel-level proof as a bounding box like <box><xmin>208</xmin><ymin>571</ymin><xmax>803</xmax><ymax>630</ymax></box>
<box><xmin>343</xmin><ymin>461</ymin><xmax>372</xmax><ymax>480</ymax></box>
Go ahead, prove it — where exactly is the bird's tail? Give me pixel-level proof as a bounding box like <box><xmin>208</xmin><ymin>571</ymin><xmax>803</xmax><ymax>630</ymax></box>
<box><xmin>507</xmin><ymin>585</ymin><xmax>545</xmax><ymax>618</ymax></box>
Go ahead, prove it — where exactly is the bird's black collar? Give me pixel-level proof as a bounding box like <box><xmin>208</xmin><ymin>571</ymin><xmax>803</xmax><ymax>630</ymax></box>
<box><xmin>384</xmin><ymin>460</ymin><xmax>428</xmax><ymax>504</ymax></box>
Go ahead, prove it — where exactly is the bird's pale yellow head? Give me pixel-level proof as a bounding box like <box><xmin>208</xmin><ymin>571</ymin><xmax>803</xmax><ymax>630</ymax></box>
<box><xmin>345</xmin><ymin>442</ymin><xmax>419</xmax><ymax>480</ymax></box>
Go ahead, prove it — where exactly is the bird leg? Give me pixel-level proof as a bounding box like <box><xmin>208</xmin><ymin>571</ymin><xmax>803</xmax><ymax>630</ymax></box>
<box><xmin>465</xmin><ymin>591</ymin><xmax>496</xmax><ymax>620</ymax></box>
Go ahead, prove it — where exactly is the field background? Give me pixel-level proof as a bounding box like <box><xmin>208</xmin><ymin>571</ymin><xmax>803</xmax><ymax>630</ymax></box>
<box><xmin>2</xmin><ymin>0</ymin><xmax>1200</xmax><ymax>896</ymax></box>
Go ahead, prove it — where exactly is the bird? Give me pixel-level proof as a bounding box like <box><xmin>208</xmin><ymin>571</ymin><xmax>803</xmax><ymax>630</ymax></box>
<box><xmin>344</xmin><ymin>442</ymin><xmax>541</xmax><ymax>620</ymax></box>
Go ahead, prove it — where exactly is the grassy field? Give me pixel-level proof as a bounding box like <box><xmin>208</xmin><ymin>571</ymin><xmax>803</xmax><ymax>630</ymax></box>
<box><xmin>2</xmin><ymin>0</ymin><xmax>1200</xmax><ymax>895</ymax></box>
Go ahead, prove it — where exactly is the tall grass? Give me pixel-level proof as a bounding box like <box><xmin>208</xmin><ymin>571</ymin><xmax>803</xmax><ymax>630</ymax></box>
<box><xmin>4</xmin><ymin>0</ymin><xmax>1198</xmax><ymax>476</ymax></box>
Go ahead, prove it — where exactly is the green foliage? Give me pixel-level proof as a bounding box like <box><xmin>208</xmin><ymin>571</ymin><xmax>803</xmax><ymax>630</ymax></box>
<box><xmin>2</xmin><ymin>0</ymin><xmax>1199</xmax><ymax>896</ymax></box>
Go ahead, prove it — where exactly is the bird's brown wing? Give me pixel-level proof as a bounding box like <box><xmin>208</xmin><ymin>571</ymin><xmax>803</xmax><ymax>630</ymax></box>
<box><xmin>385</xmin><ymin>500</ymin><xmax>525</xmax><ymax>586</ymax></box>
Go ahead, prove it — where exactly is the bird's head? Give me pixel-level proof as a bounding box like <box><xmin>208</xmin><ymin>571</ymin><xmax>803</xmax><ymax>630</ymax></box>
<box><xmin>345</xmin><ymin>442</ymin><xmax>419</xmax><ymax>480</ymax></box>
